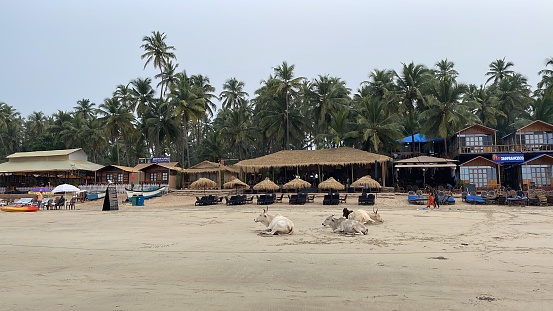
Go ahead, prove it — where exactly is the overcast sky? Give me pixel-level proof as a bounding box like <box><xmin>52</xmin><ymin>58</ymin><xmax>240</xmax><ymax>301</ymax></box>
<box><xmin>2</xmin><ymin>0</ymin><xmax>552</xmax><ymax>118</ymax></box>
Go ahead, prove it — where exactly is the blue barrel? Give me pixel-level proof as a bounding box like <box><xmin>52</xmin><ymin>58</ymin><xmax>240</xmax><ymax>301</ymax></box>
<box><xmin>136</xmin><ymin>195</ymin><xmax>145</xmax><ymax>206</ymax></box>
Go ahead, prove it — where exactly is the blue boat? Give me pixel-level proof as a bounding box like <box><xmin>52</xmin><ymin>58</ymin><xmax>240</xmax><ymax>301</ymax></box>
<box><xmin>125</xmin><ymin>185</ymin><xmax>167</xmax><ymax>200</ymax></box>
<box><xmin>86</xmin><ymin>191</ymin><xmax>106</xmax><ymax>201</ymax></box>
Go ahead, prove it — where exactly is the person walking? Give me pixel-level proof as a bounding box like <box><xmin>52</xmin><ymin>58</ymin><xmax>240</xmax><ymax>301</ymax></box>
<box><xmin>37</xmin><ymin>191</ymin><xmax>44</xmax><ymax>210</ymax></box>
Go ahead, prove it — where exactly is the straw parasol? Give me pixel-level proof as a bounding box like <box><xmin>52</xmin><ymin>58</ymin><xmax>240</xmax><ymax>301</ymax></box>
<box><xmin>223</xmin><ymin>177</ymin><xmax>250</xmax><ymax>194</ymax></box>
<box><xmin>253</xmin><ymin>177</ymin><xmax>279</xmax><ymax>192</ymax></box>
<box><xmin>190</xmin><ymin>177</ymin><xmax>217</xmax><ymax>194</ymax></box>
<box><xmin>283</xmin><ymin>177</ymin><xmax>311</xmax><ymax>190</ymax></box>
<box><xmin>317</xmin><ymin>177</ymin><xmax>345</xmax><ymax>191</ymax></box>
<box><xmin>350</xmin><ymin>175</ymin><xmax>381</xmax><ymax>189</ymax></box>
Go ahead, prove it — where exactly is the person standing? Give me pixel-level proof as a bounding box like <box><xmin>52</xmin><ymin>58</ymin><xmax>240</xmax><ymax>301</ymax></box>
<box><xmin>37</xmin><ymin>191</ymin><xmax>44</xmax><ymax>209</ymax></box>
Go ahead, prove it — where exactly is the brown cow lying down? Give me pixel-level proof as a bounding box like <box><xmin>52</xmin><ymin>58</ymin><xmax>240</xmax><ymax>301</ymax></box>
<box><xmin>322</xmin><ymin>215</ymin><xmax>368</xmax><ymax>235</ymax></box>
<box><xmin>343</xmin><ymin>207</ymin><xmax>383</xmax><ymax>224</ymax></box>
<box><xmin>254</xmin><ymin>207</ymin><xmax>294</xmax><ymax>235</ymax></box>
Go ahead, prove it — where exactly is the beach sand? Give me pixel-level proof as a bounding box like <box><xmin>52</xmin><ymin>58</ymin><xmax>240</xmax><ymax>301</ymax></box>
<box><xmin>1</xmin><ymin>193</ymin><xmax>553</xmax><ymax>310</ymax></box>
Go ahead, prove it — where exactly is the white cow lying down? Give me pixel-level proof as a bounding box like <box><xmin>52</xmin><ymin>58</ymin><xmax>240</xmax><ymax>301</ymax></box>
<box><xmin>343</xmin><ymin>207</ymin><xmax>383</xmax><ymax>224</ymax></box>
<box><xmin>322</xmin><ymin>215</ymin><xmax>368</xmax><ymax>235</ymax></box>
<box><xmin>254</xmin><ymin>207</ymin><xmax>294</xmax><ymax>235</ymax></box>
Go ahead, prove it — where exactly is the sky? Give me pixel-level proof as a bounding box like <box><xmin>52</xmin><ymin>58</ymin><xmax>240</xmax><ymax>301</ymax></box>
<box><xmin>2</xmin><ymin>0</ymin><xmax>552</xmax><ymax>118</ymax></box>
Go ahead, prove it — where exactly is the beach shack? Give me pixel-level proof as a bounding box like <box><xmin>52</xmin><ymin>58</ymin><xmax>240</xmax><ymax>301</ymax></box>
<box><xmin>459</xmin><ymin>156</ymin><xmax>499</xmax><ymax>190</ymax></box>
<box><xmin>95</xmin><ymin>165</ymin><xmax>144</xmax><ymax>184</ymax></box>
<box><xmin>135</xmin><ymin>162</ymin><xmax>182</xmax><ymax>189</ymax></box>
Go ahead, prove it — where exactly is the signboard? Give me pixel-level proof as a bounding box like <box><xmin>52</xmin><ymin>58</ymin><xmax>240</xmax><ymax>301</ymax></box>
<box><xmin>491</xmin><ymin>153</ymin><xmax>524</xmax><ymax>163</ymax></box>
<box><xmin>102</xmin><ymin>184</ymin><xmax>119</xmax><ymax>211</ymax></box>
<box><xmin>152</xmin><ymin>157</ymin><xmax>170</xmax><ymax>163</ymax></box>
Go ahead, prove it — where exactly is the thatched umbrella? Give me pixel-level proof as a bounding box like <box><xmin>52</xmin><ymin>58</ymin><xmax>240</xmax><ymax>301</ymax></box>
<box><xmin>318</xmin><ymin>177</ymin><xmax>345</xmax><ymax>192</ymax></box>
<box><xmin>351</xmin><ymin>175</ymin><xmax>381</xmax><ymax>189</ymax></box>
<box><xmin>190</xmin><ymin>177</ymin><xmax>217</xmax><ymax>194</ymax></box>
<box><xmin>223</xmin><ymin>177</ymin><xmax>250</xmax><ymax>194</ymax></box>
<box><xmin>283</xmin><ymin>177</ymin><xmax>311</xmax><ymax>190</ymax></box>
<box><xmin>253</xmin><ymin>177</ymin><xmax>279</xmax><ymax>192</ymax></box>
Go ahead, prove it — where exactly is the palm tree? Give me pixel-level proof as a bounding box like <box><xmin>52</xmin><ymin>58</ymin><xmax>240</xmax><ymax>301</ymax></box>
<box><xmin>420</xmin><ymin>78</ymin><xmax>473</xmax><ymax>156</ymax></box>
<box><xmin>315</xmin><ymin>109</ymin><xmax>357</xmax><ymax>148</ymax></box>
<box><xmin>529</xmin><ymin>95</ymin><xmax>553</xmax><ymax>124</ymax></box>
<box><xmin>354</xmin><ymin>96</ymin><xmax>403</xmax><ymax>153</ymax></box>
<box><xmin>359</xmin><ymin>69</ymin><xmax>395</xmax><ymax>100</ymax></box>
<box><xmin>0</xmin><ymin>102</ymin><xmax>22</xmax><ymax>157</ymax></box>
<box><xmin>130</xmin><ymin>77</ymin><xmax>155</xmax><ymax>116</ymax></box>
<box><xmin>140</xmin><ymin>31</ymin><xmax>177</xmax><ymax>76</ymax></box>
<box><xmin>304</xmin><ymin>75</ymin><xmax>351</xmax><ymax>139</ymax></box>
<box><xmin>216</xmin><ymin>107</ymin><xmax>257</xmax><ymax>160</ymax></box>
<box><xmin>272</xmin><ymin>61</ymin><xmax>304</xmax><ymax>149</ymax></box>
<box><xmin>537</xmin><ymin>57</ymin><xmax>553</xmax><ymax>98</ymax></box>
<box><xmin>463</xmin><ymin>84</ymin><xmax>504</xmax><ymax>128</ymax></box>
<box><xmin>74</xmin><ymin>99</ymin><xmax>96</xmax><ymax>120</ymax></box>
<box><xmin>220</xmin><ymin>78</ymin><xmax>249</xmax><ymax>110</ymax></box>
<box><xmin>97</xmin><ymin>97</ymin><xmax>135</xmax><ymax>165</ymax></box>
<box><xmin>394</xmin><ymin>62</ymin><xmax>431</xmax><ymax>153</ymax></box>
<box><xmin>485</xmin><ymin>57</ymin><xmax>514</xmax><ymax>85</ymax></box>
<box><xmin>169</xmin><ymin>72</ymin><xmax>206</xmax><ymax>167</ymax></box>
<box><xmin>155</xmin><ymin>61</ymin><xmax>179</xmax><ymax>99</ymax></box>
<box><xmin>434</xmin><ymin>59</ymin><xmax>459</xmax><ymax>81</ymax></box>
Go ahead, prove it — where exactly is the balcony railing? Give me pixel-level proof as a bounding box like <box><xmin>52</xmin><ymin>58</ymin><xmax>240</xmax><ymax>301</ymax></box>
<box><xmin>453</xmin><ymin>144</ymin><xmax>553</xmax><ymax>156</ymax></box>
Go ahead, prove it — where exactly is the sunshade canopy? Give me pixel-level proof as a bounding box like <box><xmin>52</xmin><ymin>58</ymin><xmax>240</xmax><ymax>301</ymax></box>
<box><xmin>223</xmin><ymin>177</ymin><xmax>249</xmax><ymax>189</ymax></box>
<box><xmin>318</xmin><ymin>177</ymin><xmax>345</xmax><ymax>191</ymax></box>
<box><xmin>283</xmin><ymin>177</ymin><xmax>312</xmax><ymax>190</ymax></box>
<box><xmin>351</xmin><ymin>175</ymin><xmax>381</xmax><ymax>188</ymax></box>
<box><xmin>190</xmin><ymin>177</ymin><xmax>217</xmax><ymax>189</ymax></box>
<box><xmin>52</xmin><ymin>184</ymin><xmax>80</xmax><ymax>193</ymax></box>
<box><xmin>253</xmin><ymin>177</ymin><xmax>279</xmax><ymax>191</ymax></box>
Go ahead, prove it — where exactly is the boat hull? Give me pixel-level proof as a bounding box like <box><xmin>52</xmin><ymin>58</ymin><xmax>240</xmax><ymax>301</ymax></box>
<box><xmin>1</xmin><ymin>206</ymin><xmax>39</xmax><ymax>212</ymax></box>
<box><xmin>86</xmin><ymin>192</ymin><xmax>106</xmax><ymax>201</ymax></box>
<box><xmin>125</xmin><ymin>186</ymin><xmax>167</xmax><ymax>200</ymax></box>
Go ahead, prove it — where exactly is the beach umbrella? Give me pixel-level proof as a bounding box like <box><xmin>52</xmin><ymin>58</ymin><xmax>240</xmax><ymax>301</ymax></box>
<box><xmin>351</xmin><ymin>175</ymin><xmax>381</xmax><ymax>189</ymax></box>
<box><xmin>190</xmin><ymin>177</ymin><xmax>217</xmax><ymax>194</ymax></box>
<box><xmin>52</xmin><ymin>184</ymin><xmax>80</xmax><ymax>193</ymax></box>
<box><xmin>283</xmin><ymin>177</ymin><xmax>311</xmax><ymax>190</ymax></box>
<box><xmin>29</xmin><ymin>186</ymin><xmax>52</xmax><ymax>194</ymax></box>
<box><xmin>223</xmin><ymin>177</ymin><xmax>249</xmax><ymax>194</ymax></box>
<box><xmin>317</xmin><ymin>177</ymin><xmax>345</xmax><ymax>192</ymax></box>
<box><xmin>253</xmin><ymin>177</ymin><xmax>279</xmax><ymax>192</ymax></box>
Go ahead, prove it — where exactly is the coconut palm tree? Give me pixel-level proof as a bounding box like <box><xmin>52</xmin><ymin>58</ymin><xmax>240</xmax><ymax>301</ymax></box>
<box><xmin>74</xmin><ymin>99</ymin><xmax>96</xmax><ymax>120</ymax></box>
<box><xmin>169</xmin><ymin>72</ymin><xmax>206</xmax><ymax>167</ymax></box>
<box><xmin>463</xmin><ymin>84</ymin><xmax>504</xmax><ymax>128</ymax></box>
<box><xmin>537</xmin><ymin>57</ymin><xmax>553</xmax><ymax>98</ymax></box>
<box><xmin>485</xmin><ymin>57</ymin><xmax>514</xmax><ymax>85</ymax></box>
<box><xmin>272</xmin><ymin>61</ymin><xmax>305</xmax><ymax>149</ymax></box>
<box><xmin>155</xmin><ymin>61</ymin><xmax>179</xmax><ymax>99</ymax></box>
<box><xmin>130</xmin><ymin>77</ymin><xmax>155</xmax><ymax>116</ymax></box>
<box><xmin>97</xmin><ymin>97</ymin><xmax>135</xmax><ymax>165</ymax></box>
<box><xmin>140</xmin><ymin>31</ymin><xmax>176</xmax><ymax>76</ymax></box>
<box><xmin>359</xmin><ymin>69</ymin><xmax>395</xmax><ymax>100</ymax></box>
<box><xmin>220</xmin><ymin>77</ymin><xmax>249</xmax><ymax>110</ymax></box>
<box><xmin>434</xmin><ymin>59</ymin><xmax>459</xmax><ymax>81</ymax></box>
<box><xmin>420</xmin><ymin>78</ymin><xmax>474</xmax><ymax>156</ymax></box>
<box><xmin>354</xmin><ymin>96</ymin><xmax>403</xmax><ymax>153</ymax></box>
<box><xmin>394</xmin><ymin>62</ymin><xmax>431</xmax><ymax>154</ymax></box>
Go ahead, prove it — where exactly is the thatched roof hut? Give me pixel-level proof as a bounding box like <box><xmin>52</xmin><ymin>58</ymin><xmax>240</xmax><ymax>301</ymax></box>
<box><xmin>234</xmin><ymin>147</ymin><xmax>391</xmax><ymax>169</ymax></box>
<box><xmin>233</xmin><ymin>147</ymin><xmax>392</xmax><ymax>186</ymax></box>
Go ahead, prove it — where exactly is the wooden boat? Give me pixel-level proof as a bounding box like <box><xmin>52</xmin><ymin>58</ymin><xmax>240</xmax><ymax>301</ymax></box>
<box><xmin>1</xmin><ymin>205</ymin><xmax>39</xmax><ymax>212</ymax></box>
<box><xmin>125</xmin><ymin>186</ymin><xmax>167</xmax><ymax>200</ymax></box>
<box><xmin>86</xmin><ymin>191</ymin><xmax>106</xmax><ymax>201</ymax></box>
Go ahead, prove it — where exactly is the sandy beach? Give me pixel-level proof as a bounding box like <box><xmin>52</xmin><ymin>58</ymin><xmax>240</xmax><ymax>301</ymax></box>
<box><xmin>1</xmin><ymin>193</ymin><xmax>553</xmax><ymax>311</ymax></box>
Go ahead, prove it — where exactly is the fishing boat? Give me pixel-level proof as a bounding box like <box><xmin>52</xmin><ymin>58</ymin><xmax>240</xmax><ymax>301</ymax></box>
<box><xmin>125</xmin><ymin>185</ymin><xmax>167</xmax><ymax>200</ymax></box>
<box><xmin>1</xmin><ymin>205</ymin><xmax>39</xmax><ymax>212</ymax></box>
<box><xmin>86</xmin><ymin>191</ymin><xmax>106</xmax><ymax>201</ymax></box>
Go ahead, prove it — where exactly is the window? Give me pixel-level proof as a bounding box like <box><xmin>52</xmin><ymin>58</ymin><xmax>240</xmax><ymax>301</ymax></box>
<box><xmin>522</xmin><ymin>164</ymin><xmax>553</xmax><ymax>187</ymax></box>
<box><xmin>522</xmin><ymin>132</ymin><xmax>544</xmax><ymax>150</ymax></box>
<box><xmin>106</xmin><ymin>174</ymin><xmax>113</xmax><ymax>182</ymax></box>
<box><xmin>117</xmin><ymin>173</ymin><xmax>123</xmax><ymax>183</ymax></box>
<box><xmin>459</xmin><ymin>134</ymin><xmax>491</xmax><ymax>153</ymax></box>
<box><xmin>460</xmin><ymin>166</ymin><xmax>496</xmax><ymax>188</ymax></box>
<box><xmin>162</xmin><ymin>172</ymin><xmax>168</xmax><ymax>181</ymax></box>
<box><xmin>150</xmin><ymin>172</ymin><xmax>157</xmax><ymax>181</ymax></box>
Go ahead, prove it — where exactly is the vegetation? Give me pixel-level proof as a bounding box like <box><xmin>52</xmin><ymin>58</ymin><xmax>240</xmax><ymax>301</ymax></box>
<box><xmin>1</xmin><ymin>31</ymin><xmax>552</xmax><ymax>167</ymax></box>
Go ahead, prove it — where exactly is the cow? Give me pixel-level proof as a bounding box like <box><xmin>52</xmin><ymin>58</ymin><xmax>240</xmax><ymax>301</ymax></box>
<box><xmin>254</xmin><ymin>207</ymin><xmax>294</xmax><ymax>235</ymax></box>
<box><xmin>322</xmin><ymin>215</ymin><xmax>368</xmax><ymax>235</ymax></box>
<box><xmin>343</xmin><ymin>207</ymin><xmax>383</xmax><ymax>224</ymax></box>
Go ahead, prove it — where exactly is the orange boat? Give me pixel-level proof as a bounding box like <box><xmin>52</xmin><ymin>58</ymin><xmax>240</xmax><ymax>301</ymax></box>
<box><xmin>0</xmin><ymin>205</ymin><xmax>39</xmax><ymax>212</ymax></box>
